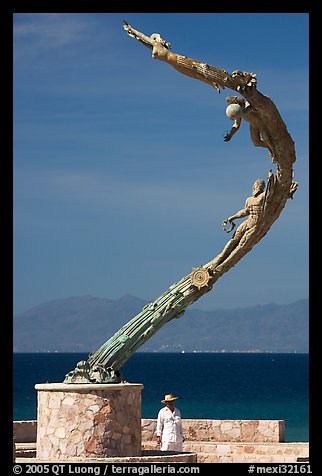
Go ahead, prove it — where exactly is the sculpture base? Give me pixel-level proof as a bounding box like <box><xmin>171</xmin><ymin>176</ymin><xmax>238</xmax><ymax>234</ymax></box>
<box><xmin>35</xmin><ymin>383</ymin><xmax>143</xmax><ymax>460</ymax></box>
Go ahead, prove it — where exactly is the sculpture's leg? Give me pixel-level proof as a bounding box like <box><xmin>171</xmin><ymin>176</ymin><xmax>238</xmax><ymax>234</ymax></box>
<box><xmin>210</xmin><ymin>223</ymin><xmax>248</xmax><ymax>270</ymax></box>
<box><xmin>210</xmin><ymin>241</ymin><xmax>236</xmax><ymax>270</ymax></box>
<box><xmin>212</xmin><ymin>225</ymin><xmax>261</xmax><ymax>275</ymax></box>
<box><xmin>249</xmin><ymin>125</ymin><xmax>276</xmax><ymax>161</ymax></box>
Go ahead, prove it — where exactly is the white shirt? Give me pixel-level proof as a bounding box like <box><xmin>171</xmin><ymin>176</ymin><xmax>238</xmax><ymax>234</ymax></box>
<box><xmin>156</xmin><ymin>406</ymin><xmax>184</xmax><ymax>450</ymax></box>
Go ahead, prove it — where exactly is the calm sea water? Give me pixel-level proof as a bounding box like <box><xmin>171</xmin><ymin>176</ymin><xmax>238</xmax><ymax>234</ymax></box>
<box><xmin>13</xmin><ymin>352</ymin><xmax>309</xmax><ymax>442</ymax></box>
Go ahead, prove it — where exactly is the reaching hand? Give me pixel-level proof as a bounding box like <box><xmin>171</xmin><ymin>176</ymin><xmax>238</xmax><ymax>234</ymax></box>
<box><xmin>222</xmin><ymin>218</ymin><xmax>236</xmax><ymax>233</ymax></box>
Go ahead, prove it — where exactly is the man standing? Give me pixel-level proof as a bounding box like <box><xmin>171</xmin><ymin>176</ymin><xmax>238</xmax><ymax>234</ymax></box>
<box><xmin>156</xmin><ymin>394</ymin><xmax>185</xmax><ymax>451</ymax></box>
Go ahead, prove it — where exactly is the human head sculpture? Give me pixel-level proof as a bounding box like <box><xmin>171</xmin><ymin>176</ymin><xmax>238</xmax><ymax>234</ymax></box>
<box><xmin>151</xmin><ymin>33</ymin><xmax>171</xmax><ymax>59</ymax></box>
<box><xmin>252</xmin><ymin>179</ymin><xmax>265</xmax><ymax>196</ymax></box>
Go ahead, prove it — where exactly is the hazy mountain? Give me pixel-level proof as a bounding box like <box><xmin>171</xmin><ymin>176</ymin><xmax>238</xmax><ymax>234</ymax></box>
<box><xmin>13</xmin><ymin>295</ymin><xmax>309</xmax><ymax>353</ymax></box>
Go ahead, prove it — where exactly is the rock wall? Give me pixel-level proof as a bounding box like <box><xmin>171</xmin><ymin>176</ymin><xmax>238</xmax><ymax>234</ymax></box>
<box><xmin>35</xmin><ymin>383</ymin><xmax>143</xmax><ymax>460</ymax></box>
<box><xmin>142</xmin><ymin>418</ymin><xmax>285</xmax><ymax>442</ymax></box>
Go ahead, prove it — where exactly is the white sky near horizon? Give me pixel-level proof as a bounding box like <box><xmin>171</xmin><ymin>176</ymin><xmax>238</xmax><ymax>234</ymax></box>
<box><xmin>13</xmin><ymin>12</ymin><xmax>309</xmax><ymax>315</ymax></box>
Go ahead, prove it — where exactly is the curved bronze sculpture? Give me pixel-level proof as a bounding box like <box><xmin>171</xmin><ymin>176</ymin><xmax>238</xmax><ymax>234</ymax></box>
<box><xmin>64</xmin><ymin>22</ymin><xmax>298</xmax><ymax>384</ymax></box>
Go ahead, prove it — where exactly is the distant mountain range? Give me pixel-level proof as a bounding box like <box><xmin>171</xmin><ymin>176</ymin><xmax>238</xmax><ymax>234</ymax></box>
<box><xmin>13</xmin><ymin>295</ymin><xmax>309</xmax><ymax>353</ymax></box>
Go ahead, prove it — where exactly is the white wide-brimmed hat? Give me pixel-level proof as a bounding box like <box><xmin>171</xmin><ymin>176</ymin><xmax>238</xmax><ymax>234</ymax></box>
<box><xmin>161</xmin><ymin>393</ymin><xmax>178</xmax><ymax>403</ymax></box>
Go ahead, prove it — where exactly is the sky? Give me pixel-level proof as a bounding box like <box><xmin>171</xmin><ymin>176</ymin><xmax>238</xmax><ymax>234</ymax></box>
<box><xmin>13</xmin><ymin>12</ymin><xmax>309</xmax><ymax>315</ymax></box>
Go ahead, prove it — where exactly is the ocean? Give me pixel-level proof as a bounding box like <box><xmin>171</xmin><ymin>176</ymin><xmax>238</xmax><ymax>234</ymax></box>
<box><xmin>13</xmin><ymin>352</ymin><xmax>309</xmax><ymax>442</ymax></box>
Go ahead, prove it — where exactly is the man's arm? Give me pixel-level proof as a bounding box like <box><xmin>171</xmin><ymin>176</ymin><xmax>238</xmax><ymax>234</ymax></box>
<box><xmin>156</xmin><ymin>410</ymin><xmax>164</xmax><ymax>444</ymax></box>
<box><xmin>227</xmin><ymin>205</ymin><xmax>249</xmax><ymax>222</ymax></box>
<box><xmin>179</xmin><ymin>413</ymin><xmax>185</xmax><ymax>441</ymax></box>
<box><xmin>224</xmin><ymin>118</ymin><xmax>242</xmax><ymax>142</ymax></box>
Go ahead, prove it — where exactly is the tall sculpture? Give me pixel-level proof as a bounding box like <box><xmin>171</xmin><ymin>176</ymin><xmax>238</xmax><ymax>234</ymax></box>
<box><xmin>64</xmin><ymin>22</ymin><xmax>298</xmax><ymax>384</ymax></box>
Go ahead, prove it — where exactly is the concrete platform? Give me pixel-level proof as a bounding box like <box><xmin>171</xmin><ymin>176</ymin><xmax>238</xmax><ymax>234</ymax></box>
<box><xmin>16</xmin><ymin>449</ymin><xmax>197</xmax><ymax>463</ymax></box>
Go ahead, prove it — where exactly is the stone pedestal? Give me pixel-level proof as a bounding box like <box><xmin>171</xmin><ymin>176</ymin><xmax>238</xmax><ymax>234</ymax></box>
<box><xmin>35</xmin><ymin>383</ymin><xmax>143</xmax><ymax>460</ymax></box>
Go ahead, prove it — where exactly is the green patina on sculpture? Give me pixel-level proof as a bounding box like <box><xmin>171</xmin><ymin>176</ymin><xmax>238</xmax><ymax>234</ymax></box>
<box><xmin>64</xmin><ymin>22</ymin><xmax>298</xmax><ymax>384</ymax></box>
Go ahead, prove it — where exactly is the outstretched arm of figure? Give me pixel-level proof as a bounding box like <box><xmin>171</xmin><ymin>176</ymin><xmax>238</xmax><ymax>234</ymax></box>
<box><xmin>122</xmin><ymin>21</ymin><xmax>171</xmax><ymax>51</ymax></box>
<box><xmin>224</xmin><ymin>118</ymin><xmax>242</xmax><ymax>142</ymax></box>
<box><xmin>226</xmin><ymin>205</ymin><xmax>249</xmax><ymax>223</ymax></box>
